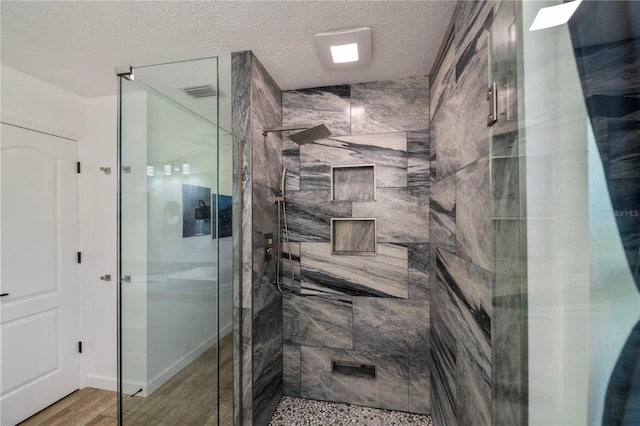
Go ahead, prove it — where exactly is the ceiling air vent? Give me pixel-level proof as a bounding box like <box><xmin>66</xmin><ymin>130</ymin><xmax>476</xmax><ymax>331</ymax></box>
<box><xmin>182</xmin><ymin>85</ymin><xmax>217</xmax><ymax>99</ymax></box>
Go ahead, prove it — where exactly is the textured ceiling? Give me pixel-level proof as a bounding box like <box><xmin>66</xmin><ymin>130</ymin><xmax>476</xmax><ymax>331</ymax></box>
<box><xmin>0</xmin><ymin>1</ymin><xmax>456</xmax><ymax>99</ymax></box>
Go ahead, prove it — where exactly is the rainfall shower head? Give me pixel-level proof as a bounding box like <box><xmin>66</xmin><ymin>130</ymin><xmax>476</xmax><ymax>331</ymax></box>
<box><xmin>288</xmin><ymin>124</ymin><xmax>332</xmax><ymax>145</ymax></box>
<box><xmin>262</xmin><ymin>123</ymin><xmax>332</xmax><ymax>144</ymax></box>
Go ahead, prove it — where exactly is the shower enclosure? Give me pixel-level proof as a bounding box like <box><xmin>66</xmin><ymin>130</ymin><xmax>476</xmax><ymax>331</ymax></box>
<box><xmin>117</xmin><ymin>57</ymin><xmax>234</xmax><ymax>425</ymax></box>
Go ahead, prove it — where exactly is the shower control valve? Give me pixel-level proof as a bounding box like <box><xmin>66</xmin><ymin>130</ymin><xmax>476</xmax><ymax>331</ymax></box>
<box><xmin>265</xmin><ymin>232</ymin><xmax>274</xmax><ymax>262</ymax></box>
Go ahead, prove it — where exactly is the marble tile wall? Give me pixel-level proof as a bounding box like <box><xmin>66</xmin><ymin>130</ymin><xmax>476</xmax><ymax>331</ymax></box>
<box><xmin>281</xmin><ymin>76</ymin><xmax>431</xmax><ymax>414</ymax></box>
<box><xmin>429</xmin><ymin>1</ymin><xmax>497</xmax><ymax>425</ymax></box>
<box><xmin>232</xmin><ymin>51</ymin><xmax>284</xmax><ymax>426</ymax></box>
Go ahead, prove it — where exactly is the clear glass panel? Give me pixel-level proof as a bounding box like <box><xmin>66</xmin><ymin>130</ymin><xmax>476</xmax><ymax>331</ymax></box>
<box><xmin>497</xmin><ymin>1</ymin><xmax>640</xmax><ymax>424</ymax></box>
<box><xmin>118</xmin><ymin>57</ymin><xmax>223</xmax><ymax>425</ymax></box>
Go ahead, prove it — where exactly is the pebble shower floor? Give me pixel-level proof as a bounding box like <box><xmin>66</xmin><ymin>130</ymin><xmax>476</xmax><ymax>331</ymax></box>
<box><xmin>269</xmin><ymin>397</ymin><xmax>433</xmax><ymax>426</ymax></box>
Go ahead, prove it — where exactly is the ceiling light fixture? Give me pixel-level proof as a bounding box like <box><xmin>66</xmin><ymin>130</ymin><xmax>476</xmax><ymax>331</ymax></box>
<box><xmin>529</xmin><ymin>0</ymin><xmax>583</xmax><ymax>31</ymax></box>
<box><xmin>330</xmin><ymin>43</ymin><xmax>359</xmax><ymax>64</ymax></box>
<box><xmin>314</xmin><ymin>27</ymin><xmax>372</xmax><ymax>69</ymax></box>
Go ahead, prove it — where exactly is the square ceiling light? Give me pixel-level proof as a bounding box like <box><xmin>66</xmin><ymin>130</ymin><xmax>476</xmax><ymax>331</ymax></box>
<box><xmin>529</xmin><ymin>0</ymin><xmax>583</xmax><ymax>31</ymax></box>
<box><xmin>314</xmin><ymin>27</ymin><xmax>372</xmax><ymax>69</ymax></box>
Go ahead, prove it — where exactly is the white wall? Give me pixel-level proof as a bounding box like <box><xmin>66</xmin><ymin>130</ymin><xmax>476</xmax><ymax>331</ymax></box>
<box><xmin>1</xmin><ymin>65</ymin><xmax>85</xmax><ymax>140</ymax></box>
<box><xmin>83</xmin><ymin>96</ymin><xmax>118</xmax><ymax>390</ymax></box>
<box><xmin>1</xmin><ymin>66</ymin><xmax>97</xmax><ymax>388</ymax></box>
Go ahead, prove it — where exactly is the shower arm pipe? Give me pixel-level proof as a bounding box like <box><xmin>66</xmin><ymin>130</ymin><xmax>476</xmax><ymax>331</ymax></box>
<box><xmin>262</xmin><ymin>124</ymin><xmax>313</xmax><ymax>136</ymax></box>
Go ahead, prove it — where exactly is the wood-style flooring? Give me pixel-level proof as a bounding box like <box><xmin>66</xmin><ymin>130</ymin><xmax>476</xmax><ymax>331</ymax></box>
<box><xmin>18</xmin><ymin>333</ymin><xmax>233</xmax><ymax>426</ymax></box>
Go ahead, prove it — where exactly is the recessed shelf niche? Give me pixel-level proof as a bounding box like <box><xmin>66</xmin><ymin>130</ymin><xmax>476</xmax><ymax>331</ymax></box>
<box><xmin>331</xmin><ymin>164</ymin><xmax>376</xmax><ymax>201</ymax></box>
<box><xmin>331</xmin><ymin>218</ymin><xmax>376</xmax><ymax>255</ymax></box>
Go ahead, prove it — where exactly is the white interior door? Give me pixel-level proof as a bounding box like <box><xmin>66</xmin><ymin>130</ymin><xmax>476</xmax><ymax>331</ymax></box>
<box><xmin>0</xmin><ymin>123</ymin><xmax>80</xmax><ymax>425</ymax></box>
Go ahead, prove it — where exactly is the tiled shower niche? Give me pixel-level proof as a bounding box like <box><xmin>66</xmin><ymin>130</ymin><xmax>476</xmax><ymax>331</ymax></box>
<box><xmin>331</xmin><ymin>218</ymin><xmax>377</xmax><ymax>255</ymax></box>
<box><xmin>331</xmin><ymin>164</ymin><xmax>376</xmax><ymax>201</ymax></box>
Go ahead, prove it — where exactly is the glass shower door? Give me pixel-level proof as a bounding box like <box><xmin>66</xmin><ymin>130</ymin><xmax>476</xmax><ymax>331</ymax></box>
<box><xmin>117</xmin><ymin>57</ymin><xmax>222</xmax><ymax>425</ymax></box>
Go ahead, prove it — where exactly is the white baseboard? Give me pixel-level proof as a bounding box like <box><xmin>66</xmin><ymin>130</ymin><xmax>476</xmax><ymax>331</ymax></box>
<box><xmin>220</xmin><ymin>321</ymin><xmax>232</xmax><ymax>339</ymax></box>
<box><xmin>86</xmin><ymin>374</ymin><xmax>117</xmax><ymax>392</ymax></box>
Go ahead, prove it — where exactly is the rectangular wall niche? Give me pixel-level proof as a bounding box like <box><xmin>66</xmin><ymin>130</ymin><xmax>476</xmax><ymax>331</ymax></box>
<box><xmin>331</xmin><ymin>218</ymin><xmax>376</xmax><ymax>255</ymax></box>
<box><xmin>331</xmin><ymin>164</ymin><xmax>376</xmax><ymax>201</ymax></box>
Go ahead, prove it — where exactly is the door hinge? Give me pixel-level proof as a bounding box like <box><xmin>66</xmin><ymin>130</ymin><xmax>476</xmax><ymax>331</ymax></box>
<box><xmin>77</xmin><ymin>252</ymin><xmax>82</xmax><ymax>264</ymax></box>
<box><xmin>78</xmin><ymin>341</ymin><xmax>83</xmax><ymax>353</ymax></box>
<box><xmin>77</xmin><ymin>162</ymin><xmax>81</xmax><ymax>174</ymax></box>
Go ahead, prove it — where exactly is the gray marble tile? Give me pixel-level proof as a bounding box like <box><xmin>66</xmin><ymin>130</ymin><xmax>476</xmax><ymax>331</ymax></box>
<box><xmin>493</xmin><ymin>260</ymin><xmax>523</xmax><ymax>300</ymax></box>
<box><xmin>456</xmin><ymin>156</ymin><xmax>491</xmax><ymax>271</ymax></box>
<box><xmin>233</xmin><ymin>307</ymin><xmax>252</xmax><ymax>425</ymax></box>
<box><xmin>491</xmin><ymin>3</ymin><xmax>518</xmax><ymax>127</ymax></box>
<box><xmin>332</xmin><ymin>219</ymin><xmax>376</xmax><ymax>254</ymax></box>
<box><xmin>252</xmin><ymin>182</ymin><xmax>278</xmax><ymax>316</ymax></box>
<box><xmin>456</xmin><ymin>346</ymin><xmax>491</xmax><ymax>426</ymax></box>
<box><xmin>332</xmin><ymin>166</ymin><xmax>375</xmax><ymax>201</ymax></box>
<box><xmin>429</xmin><ymin>173</ymin><xmax>456</xmax><ymax>251</ymax></box>
<box><xmin>252</xmin><ymin>183</ymin><xmax>278</xmax><ymax>250</ymax></box>
<box><xmin>430</xmin><ymin>278</ymin><xmax>458</xmax><ymax>426</ymax></box>
<box><xmin>300</xmin><ymin>243</ymin><xmax>409</xmax><ymax>299</ymax></box>
<box><xmin>300</xmin><ymin>133</ymin><xmax>407</xmax><ymax>190</ymax></box>
<box><xmin>253</xmin><ymin>295</ymin><xmax>283</xmax><ymax>426</ymax></box>
<box><xmin>408</xmin><ymin>130</ymin><xmax>430</xmax><ymax>187</ymax></box>
<box><xmin>492</xmin><ymin>262</ymin><xmax>526</xmax><ymax>426</ymax></box>
<box><xmin>491</xmin><ymin>128</ymin><xmax>519</xmax><ymax>157</ymax></box>
<box><xmin>352</xmin><ymin>187</ymin><xmax>429</xmax><ymax>243</ymax></box>
<box><xmin>232</xmin><ymin>139</ymin><xmax>243</xmax><ymax>310</ymax></box>
<box><xmin>231</xmin><ymin>52</ymin><xmax>254</xmax><ymax>311</ymax></box>
<box><xmin>353</xmin><ymin>298</ymin><xmax>429</xmax><ymax>355</ymax></box>
<box><xmin>430</xmin><ymin>37</ymin><xmax>457</xmax><ymax>125</ymax></box>
<box><xmin>432</xmin><ymin>31</ymin><xmax>489</xmax><ymax>179</ymax></box>
<box><xmin>351</xmin><ymin>76</ymin><xmax>430</xmax><ymax>134</ymax></box>
<box><xmin>283</xmin><ymin>295</ymin><xmax>353</xmax><ymax>349</ymax></box>
<box><xmin>251</xmin><ymin>54</ymin><xmax>282</xmax><ymax>190</ymax></box>
<box><xmin>454</xmin><ymin>1</ymin><xmax>493</xmax><ymax>76</ymax></box>
<box><xmin>409</xmin><ymin>356</ymin><xmax>431</xmax><ymax>415</ymax></box>
<box><xmin>280</xmin><ymin>241</ymin><xmax>300</xmax><ymax>294</ymax></box>
<box><xmin>231</xmin><ymin>51</ymin><xmax>251</xmax><ymax>144</ymax></box>
<box><xmin>408</xmin><ymin>152</ymin><xmax>430</xmax><ymax>188</ymax></box>
<box><xmin>408</xmin><ymin>130</ymin><xmax>430</xmax><ymax>154</ymax></box>
<box><xmin>493</xmin><ymin>219</ymin><xmax>521</xmax><ymax>262</ymax></box>
<box><xmin>300</xmin><ymin>346</ymin><xmax>410</xmax><ymax>412</ymax></box>
<box><xmin>282</xmin><ymin>145</ymin><xmax>300</xmax><ymax>192</ymax></box>
<box><xmin>409</xmin><ymin>243</ymin><xmax>430</xmax><ymax>300</ymax></box>
<box><xmin>282</xmin><ymin>85</ymin><xmax>351</xmax><ymax>137</ymax></box>
<box><xmin>437</xmin><ymin>249</ymin><xmax>491</xmax><ymax>383</ymax></box>
<box><xmin>283</xmin><ymin>345</ymin><xmax>301</xmax><ymax>397</ymax></box>
<box><xmin>252</xmin><ymin>245</ymin><xmax>279</xmax><ymax>317</ymax></box>
<box><xmin>492</xmin><ymin>197</ymin><xmax>521</xmax><ymax>219</ymax></box>
<box><xmin>286</xmin><ymin>190</ymin><xmax>351</xmax><ymax>242</ymax></box>
<box><xmin>492</xmin><ymin>157</ymin><xmax>519</xmax><ymax>200</ymax></box>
